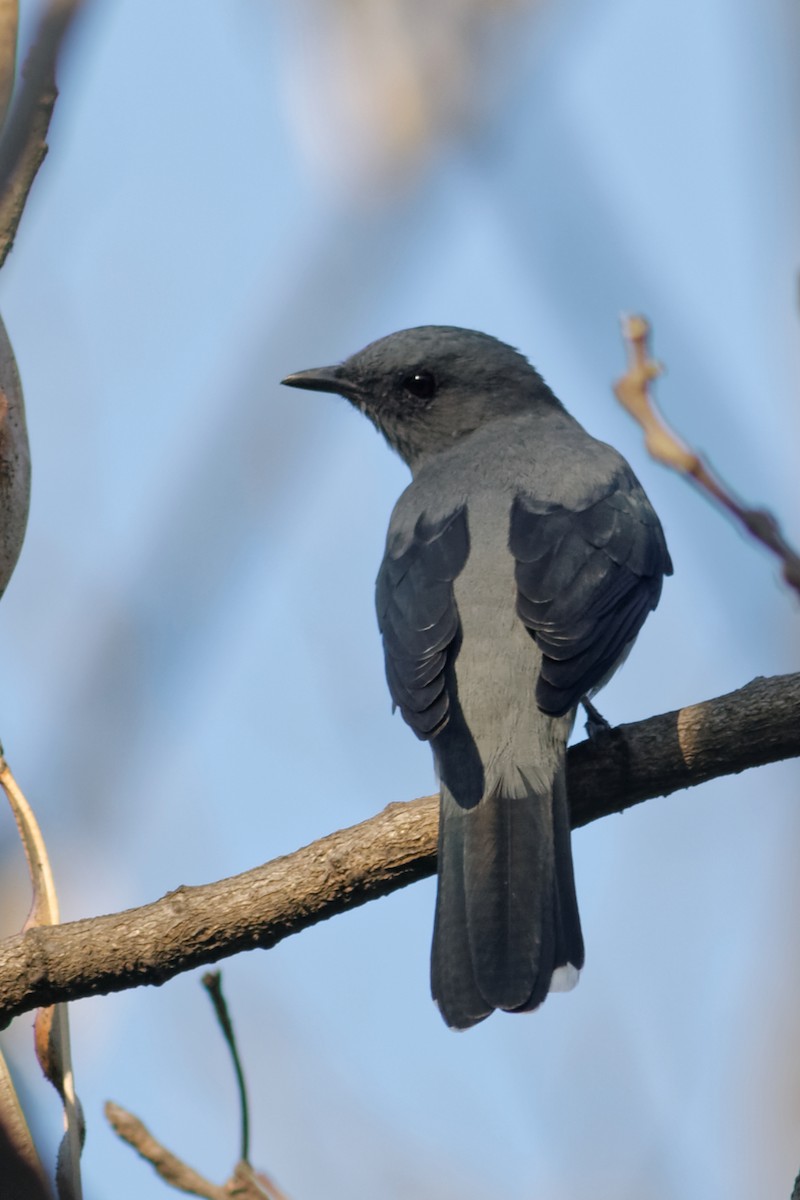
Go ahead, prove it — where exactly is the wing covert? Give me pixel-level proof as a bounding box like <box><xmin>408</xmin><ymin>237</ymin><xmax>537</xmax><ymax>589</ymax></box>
<box><xmin>376</xmin><ymin>506</ymin><xmax>469</xmax><ymax>740</ymax></box>
<box><xmin>510</xmin><ymin>472</ymin><xmax>672</xmax><ymax>717</ymax></box>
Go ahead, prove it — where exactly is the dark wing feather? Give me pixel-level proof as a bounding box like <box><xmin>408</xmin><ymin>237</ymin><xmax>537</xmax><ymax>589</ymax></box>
<box><xmin>376</xmin><ymin>506</ymin><xmax>469</xmax><ymax>740</ymax></box>
<box><xmin>510</xmin><ymin>471</ymin><xmax>672</xmax><ymax>717</ymax></box>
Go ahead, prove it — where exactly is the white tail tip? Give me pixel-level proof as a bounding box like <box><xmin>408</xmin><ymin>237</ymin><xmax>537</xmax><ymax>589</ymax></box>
<box><xmin>550</xmin><ymin>963</ymin><xmax>580</xmax><ymax>993</ymax></box>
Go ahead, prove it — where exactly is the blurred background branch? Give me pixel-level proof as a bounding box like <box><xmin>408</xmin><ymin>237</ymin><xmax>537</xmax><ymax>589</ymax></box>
<box><xmin>280</xmin><ymin>0</ymin><xmax>534</xmax><ymax>196</ymax></box>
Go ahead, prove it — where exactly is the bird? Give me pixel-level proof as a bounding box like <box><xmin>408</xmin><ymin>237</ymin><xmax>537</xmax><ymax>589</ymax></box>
<box><xmin>282</xmin><ymin>326</ymin><xmax>672</xmax><ymax>1030</ymax></box>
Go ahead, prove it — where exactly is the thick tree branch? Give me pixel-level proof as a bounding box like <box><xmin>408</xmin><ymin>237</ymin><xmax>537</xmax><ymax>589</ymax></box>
<box><xmin>0</xmin><ymin>673</ymin><xmax>797</xmax><ymax>1028</ymax></box>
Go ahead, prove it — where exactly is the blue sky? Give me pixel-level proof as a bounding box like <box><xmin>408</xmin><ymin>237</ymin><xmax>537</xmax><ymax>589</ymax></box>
<box><xmin>0</xmin><ymin>2</ymin><xmax>798</xmax><ymax>1198</ymax></box>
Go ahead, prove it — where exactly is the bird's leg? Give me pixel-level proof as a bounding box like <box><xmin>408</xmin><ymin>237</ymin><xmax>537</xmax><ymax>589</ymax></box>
<box><xmin>582</xmin><ymin>696</ymin><xmax>611</xmax><ymax>740</ymax></box>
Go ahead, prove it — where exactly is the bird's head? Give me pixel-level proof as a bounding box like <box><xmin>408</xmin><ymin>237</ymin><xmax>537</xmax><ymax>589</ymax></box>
<box><xmin>282</xmin><ymin>325</ymin><xmax>560</xmax><ymax>470</ymax></box>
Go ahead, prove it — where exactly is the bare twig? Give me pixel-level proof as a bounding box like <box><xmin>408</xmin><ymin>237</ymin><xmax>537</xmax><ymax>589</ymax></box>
<box><xmin>202</xmin><ymin>972</ymin><xmax>250</xmax><ymax>1164</ymax></box>
<box><xmin>0</xmin><ymin>0</ymin><xmax>86</xmax><ymax>269</ymax></box>
<box><xmin>0</xmin><ymin>673</ymin><xmax>797</xmax><ymax>1028</ymax></box>
<box><xmin>105</xmin><ymin>1099</ymin><xmax>290</xmax><ymax>1200</ymax></box>
<box><xmin>104</xmin><ymin>1102</ymin><xmax>227</xmax><ymax>1200</ymax></box>
<box><xmin>0</xmin><ymin>1</ymin><xmax>18</xmax><ymax>132</ymax></box>
<box><xmin>108</xmin><ymin>979</ymin><xmax>290</xmax><ymax>1199</ymax></box>
<box><xmin>614</xmin><ymin>315</ymin><xmax>800</xmax><ymax>596</ymax></box>
<box><xmin>0</xmin><ymin>748</ymin><xmax>84</xmax><ymax>1200</ymax></box>
<box><xmin>228</xmin><ymin>1161</ymin><xmax>291</xmax><ymax>1200</ymax></box>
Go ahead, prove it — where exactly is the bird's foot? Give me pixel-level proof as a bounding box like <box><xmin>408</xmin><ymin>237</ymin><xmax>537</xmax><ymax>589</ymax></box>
<box><xmin>582</xmin><ymin>696</ymin><xmax>612</xmax><ymax>740</ymax></box>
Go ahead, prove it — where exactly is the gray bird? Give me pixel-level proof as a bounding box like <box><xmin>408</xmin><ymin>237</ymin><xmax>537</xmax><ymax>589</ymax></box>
<box><xmin>282</xmin><ymin>326</ymin><xmax>671</xmax><ymax>1030</ymax></box>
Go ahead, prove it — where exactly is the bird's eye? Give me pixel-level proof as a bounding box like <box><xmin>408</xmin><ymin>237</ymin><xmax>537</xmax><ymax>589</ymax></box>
<box><xmin>403</xmin><ymin>370</ymin><xmax>437</xmax><ymax>400</ymax></box>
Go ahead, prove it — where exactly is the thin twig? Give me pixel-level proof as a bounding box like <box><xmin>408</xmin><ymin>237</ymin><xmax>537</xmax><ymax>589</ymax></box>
<box><xmin>0</xmin><ymin>0</ymin><xmax>85</xmax><ymax>269</ymax></box>
<box><xmin>0</xmin><ymin>747</ymin><xmax>84</xmax><ymax>1200</ymax></box>
<box><xmin>108</xmin><ymin>984</ymin><xmax>290</xmax><ymax>1199</ymax></box>
<box><xmin>202</xmin><ymin>972</ymin><xmax>250</xmax><ymax>1164</ymax></box>
<box><xmin>104</xmin><ymin>1102</ymin><xmax>227</xmax><ymax>1200</ymax></box>
<box><xmin>229</xmin><ymin>1160</ymin><xmax>291</xmax><ymax>1200</ymax></box>
<box><xmin>614</xmin><ymin>315</ymin><xmax>800</xmax><ymax>596</ymax></box>
<box><xmin>0</xmin><ymin>0</ymin><xmax>18</xmax><ymax>133</ymax></box>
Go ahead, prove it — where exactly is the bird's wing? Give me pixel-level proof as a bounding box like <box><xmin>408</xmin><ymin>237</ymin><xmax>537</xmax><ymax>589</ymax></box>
<box><xmin>510</xmin><ymin>470</ymin><xmax>672</xmax><ymax>717</ymax></box>
<box><xmin>376</xmin><ymin>505</ymin><xmax>469</xmax><ymax>740</ymax></box>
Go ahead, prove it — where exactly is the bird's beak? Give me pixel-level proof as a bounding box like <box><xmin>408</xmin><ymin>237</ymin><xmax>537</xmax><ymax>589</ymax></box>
<box><xmin>281</xmin><ymin>365</ymin><xmax>362</xmax><ymax>403</ymax></box>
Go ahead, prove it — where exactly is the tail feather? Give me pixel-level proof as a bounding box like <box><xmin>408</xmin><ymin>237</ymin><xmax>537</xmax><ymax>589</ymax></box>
<box><xmin>430</xmin><ymin>808</ymin><xmax>492</xmax><ymax>1030</ymax></box>
<box><xmin>431</xmin><ymin>764</ymin><xmax>583</xmax><ymax>1030</ymax></box>
<box><xmin>550</xmin><ymin>766</ymin><xmax>585</xmax><ymax>974</ymax></box>
<box><xmin>463</xmin><ymin>780</ymin><xmax>556</xmax><ymax>1012</ymax></box>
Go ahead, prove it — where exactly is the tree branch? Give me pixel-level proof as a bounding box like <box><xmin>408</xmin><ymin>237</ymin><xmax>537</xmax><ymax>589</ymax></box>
<box><xmin>0</xmin><ymin>0</ymin><xmax>85</xmax><ymax>269</ymax></box>
<box><xmin>0</xmin><ymin>1</ymin><xmax>19</xmax><ymax>134</ymax></box>
<box><xmin>614</xmin><ymin>315</ymin><xmax>800</xmax><ymax>596</ymax></box>
<box><xmin>104</xmin><ymin>1102</ymin><xmax>228</xmax><ymax>1200</ymax></box>
<box><xmin>0</xmin><ymin>673</ymin><xmax>797</xmax><ymax>1028</ymax></box>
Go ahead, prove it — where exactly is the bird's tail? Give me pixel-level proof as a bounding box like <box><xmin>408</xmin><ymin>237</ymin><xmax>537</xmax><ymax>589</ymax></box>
<box><xmin>430</xmin><ymin>759</ymin><xmax>584</xmax><ymax>1031</ymax></box>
